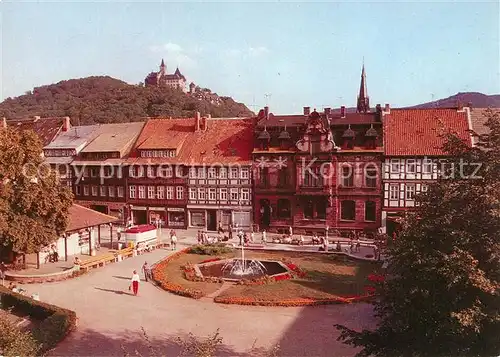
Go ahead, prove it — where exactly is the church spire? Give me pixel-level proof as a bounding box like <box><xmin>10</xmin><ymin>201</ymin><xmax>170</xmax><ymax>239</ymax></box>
<box><xmin>357</xmin><ymin>62</ymin><xmax>370</xmax><ymax>113</ymax></box>
<box><xmin>160</xmin><ymin>59</ymin><xmax>166</xmax><ymax>74</ymax></box>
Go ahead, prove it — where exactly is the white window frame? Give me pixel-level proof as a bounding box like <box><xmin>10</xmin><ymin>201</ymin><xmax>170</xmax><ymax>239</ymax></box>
<box><xmin>84</xmin><ymin>185</ymin><xmax>89</xmax><ymax>196</ymax></box>
<box><xmin>117</xmin><ymin>186</ymin><xmax>124</xmax><ymax>197</ymax></box>
<box><xmin>189</xmin><ymin>187</ymin><xmax>196</xmax><ymax>200</ymax></box>
<box><xmin>230</xmin><ymin>188</ymin><xmax>239</xmax><ymax>200</ymax></box>
<box><xmin>148</xmin><ymin>186</ymin><xmax>155</xmax><ymax>199</ymax></box>
<box><xmin>219</xmin><ymin>167</ymin><xmax>227</xmax><ymax>179</ymax></box>
<box><xmin>389</xmin><ymin>184</ymin><xmax>399</xmax><ymax>200</ymax></box>
<box><xmin>406</xmin><ymin>184</ymin><xmax>416</xmax><ymax>200</ymax></box>
<box><xmin>208</xmin><ymin>188</ymin><xmax>216</xmax><ymax>200</ymax></box>
<box><xmin>166</xmin><ymin>186</ymin><xmax>174</xmax><ymax>200</ymax></box>
<box><xmin>138</xmin><ymin>186</ymin><xmax>146</xmax><ymax>199</ymax></box>
<box><xmin>176</xmin><ymin>186</ymin><xmax>184</xmax><ymax>200</ymax></box>
<box><xmin>147</xmin><ymin>166</ymin><xmax>156</xmax><ymax>178</ymax></box>
<box><xmin>208</xmin><ymin>167</ymin><xmax>216</xmax><ymax>178</ymax></box>
<box><xmin>390</xmin><ymin>159</ymin><xmax>400</xmax><ymax>174</ymax></box>
<box><xmin>157</xmin><ymin>186</ymin><xmax>165</xmax><ymax>199</ymax></box>
<box><xmin>175</xmin><ymin>166</ymin><xmax>183</xmax><ymax>178</ymax></box>
<box><xmin>197</xmin><ymin>167</ymin><xmax>206</xmax><ymax>179</ymax></box>
<box><xmin>189</xmin><ymin>167</ymin><xmax>197</xmax><ymax>178</ymax></box>
<box><xmin>230</xmin><ymin>167</ymin><xmax>238</xmax><ymax>179</ymax></box>
<box><xmin>198</xmin><ymin>188</ymin><xmax>206</xmax><ymax>200</ymax></box>
<box><xmin>75</xmin><ymin>185</ymin><xmax>81</xmax><ymax>195</ymax></box>
<box><xmin>218</xmin><ymin>188</ymin><xmax>227</xmax><ymax>200</ymax></box>
<box><xmin>240</xmin><ymin>188</ymin><xmax>250</xmax><ymax>201</ymax></box>
<box><xmin>91</xmin><ymin>186</ymin><xmax>98</xmax><ymax>196</ymax></box>
<box><xmin>240</xmin><ymin>167</ymin><xmax>249</xmax><ymax>179</ymax></box>
<box><xmin>108</xmin><ymin>186</ymin><xmax>115</xmax><ymax>197</ymax></box>
<box><xmin>100</xmin><ymin>186</ymin><xmax>106</xmax><ymax>197</ymax></box>
<box><xmin>421</xmin><ymin>184</ymin><xmax>428</xmax><ymax>192</ymax></box>
<box><xmin>422</xmin><ymin>159</ymin><xmax>432</xmax><ymax>174</ymax></box>
<box><xmin>406</xmin><ymin>159</ymin><xmax>416</xmax><ymax>174</ymax></box>
<box><xmin>129</xmin><ymin>185</ymin><xmax>136</xmax><ymax>199</ymax></box>
<box><xmin>137</xmin><ymin>166</ymin><xmax>144</xmax><ymax>178</ymax></box>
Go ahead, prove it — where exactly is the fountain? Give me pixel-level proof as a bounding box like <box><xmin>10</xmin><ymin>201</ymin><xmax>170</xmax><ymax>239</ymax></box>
<box><xmin>194</xmin><ymin>241</ymin><xmax>289</xmax><ymax>281</ymax></box>
<box><xmin>221</xmin><ymin>243</ymin><xmax>266</xmax><ymax>277</ymax></box>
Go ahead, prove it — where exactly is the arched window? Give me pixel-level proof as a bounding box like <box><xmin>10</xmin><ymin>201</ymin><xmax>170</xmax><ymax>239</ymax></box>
<box><xmin>277</xmin><ymin>199</ymin><xmax>291</xmax><ymax>219</ymax></box>
<box><xmin>341</xmin><ymin>200</ymin><xmax>356</xmax><ymax>221</ymax></box>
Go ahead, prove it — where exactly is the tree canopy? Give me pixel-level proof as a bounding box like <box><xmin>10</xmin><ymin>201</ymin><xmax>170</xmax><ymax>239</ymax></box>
<box><xmin>0</xmin><ymin>76</ymin><xmax>253</xmax><ymax>124</ymax></box>
<box><xmin>0</xmin><ymin>127</ymin><xmax>73</xmax><ymax>255</ymax></box>
<box><xmin>336</xmin><ymin>109</ymin><xmax>500</xmax><ymax>357</ymax></box>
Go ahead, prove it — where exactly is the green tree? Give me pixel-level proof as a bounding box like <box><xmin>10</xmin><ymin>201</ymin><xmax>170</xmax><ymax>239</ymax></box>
<box><xmin>0</xmin><ymin>128</ymin><xmax>73</xmax><ymax>256</ymax></box>
<box><xmin>0</xmin><ymin>316</ymin><xmax>40</xmax><ymax>356</ymax></box>
<box><xmin>336</xmin><ymin>109</ymin><xmax>500</xmax><ymax>357</ymax></box>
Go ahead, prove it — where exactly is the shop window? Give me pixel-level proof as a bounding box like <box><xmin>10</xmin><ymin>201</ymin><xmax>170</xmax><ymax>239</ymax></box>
<box><xmin>277</xmin><ymin>199</ymin><xmax>291</xmax><ymax>219</ymax></box>
<box><xmin>365</xmin><ymin>201</ymin><xmax>376</xmax><ymax>221</ymax></box>
<box><xmin>341</xmin><ymin>200</ymin><xmax>356</xmax><ymax>221</ymax></box>
<box><xmin>168</xmin><ymin>211</ymin><xmax>185</xmax><ymax>227</ymax></box>
<box><xmin>190</xmin><ymin>211</ymin><xmax>205</xmax><ymax>227</ymax></box>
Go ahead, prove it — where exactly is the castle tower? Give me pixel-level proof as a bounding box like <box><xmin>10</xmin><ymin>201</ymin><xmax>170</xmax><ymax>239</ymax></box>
<box><xmin>159</xmin><ymin>59</ymin><xmax>166</xmax><ymax>75</ymax></box>
<box><xmin>357</xmin><ymin>63</ymin><xmax>370</xmax><ymax>113</ymax></box>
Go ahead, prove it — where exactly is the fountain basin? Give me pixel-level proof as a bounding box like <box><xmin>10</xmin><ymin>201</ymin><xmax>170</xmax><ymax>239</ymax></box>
<box><xmin>194</xmin><ymin>259</ymin><xmax>289</xmax><ymax>281</ymax></box>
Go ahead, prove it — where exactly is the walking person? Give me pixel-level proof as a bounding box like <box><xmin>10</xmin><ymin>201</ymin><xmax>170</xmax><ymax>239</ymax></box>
<box><xmin>171</xmin><ymin>233</ymin><xmax>177</xmax><ymax>250</ymax></box>
<box><xmin>228</xmin><ymin>224</ymin><xmax>233</xmax><ymax>240</ymax></box>
<box><xmin>130</xmin><ymin>270</ymin><xmax>140</xmax><ymax>296</ymax></box>
<box><xmin>142</xmin><ymin>262</ymin><xmax>151</xmax><ymax>282</ymax></box>
<box><xmin>217</xmin><ymin>222</ymin><xmax>224</xmax><ymax>235</ymax></box>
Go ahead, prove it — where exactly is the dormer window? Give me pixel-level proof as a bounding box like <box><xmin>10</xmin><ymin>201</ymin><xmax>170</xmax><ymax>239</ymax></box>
<box><xmin>258</xmin><ymin>129</ymin><xmax>271</xmax><ymax>151</ymax></box>
<box><xmin>278</xmin><ymin>129</ymin><xmax>291</xmax><ymax>150</ymax></box>
<box><xmin>365</xmin><ymin>125</ymin><xmax>378</xmax><ymax>149</ymax></box>
<box><xmin>342</xmin><ymin>125</ymin><xmax>355</xmax><ymax>149</ymax></box>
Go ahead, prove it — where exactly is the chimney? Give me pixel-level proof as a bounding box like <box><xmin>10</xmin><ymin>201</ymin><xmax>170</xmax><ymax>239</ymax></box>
<box><xmin>303</xmin><ymin>106</ymin><xmax>310</xmax><ymax>116</ymax></box>
<box><xmin>324</xmin><ymin>107</ymin><xmax>331</xmax><ymax>115</ymax></box>
<box><xmin>2</xmin><ymin>117</ymin><xmax>6</xmax><ymax>129</ymax></box>
<box><xmin>264</xmin><ymin>106</ymin><xmax>269</xmax><ymax>119</ymax></box>
<box><xmin>384</xmin><ymin>103</ymin><xmax>390</xmax><ymax>114</ymax></box>
<box><xmin>62</xmin><ymin>116</ymin><xmax>71</xmax><ymax>132</ymax></box>
<box><xmin>195</xmin><ymin>112</ymin><xmax>201</xmax><ymax>132</ymax></box>
<box><xmin>340</xmin><ymin>106</ymin><xmax>346</xmax><ymax>118</ymax></box>
<box><xmin>467</xmin><ymin>101</ymin><xmax>473</xmax><ymax>111</ymax></box>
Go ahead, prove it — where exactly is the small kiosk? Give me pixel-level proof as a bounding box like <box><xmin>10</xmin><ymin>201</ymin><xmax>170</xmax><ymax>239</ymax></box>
<box><xmin>122</xmin><ymin>224</ymin><xmax>158</xmax><ymax>248</ymax></box>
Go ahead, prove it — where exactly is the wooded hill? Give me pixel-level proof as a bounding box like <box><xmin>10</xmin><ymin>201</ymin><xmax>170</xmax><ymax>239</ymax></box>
<box><xmin>0</xmin><ymin>76</ymin><xmax>254</xmax><ymax>124</ymax></box>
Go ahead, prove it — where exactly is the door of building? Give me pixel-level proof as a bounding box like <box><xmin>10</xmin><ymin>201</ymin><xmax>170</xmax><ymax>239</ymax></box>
<box><xmin>133</xmin><ymin>210</ymin><xmax>148</xmax><ymax>225</ymax></box>
<box><xmin>221</xmin><ymin>210</ymin><xmax>232</xmax><ymax>229</ymax></box>
<box><xmin>207</xmin><ymin>210</ymin><xmax>217</xmax><ymax>231</ymax></box>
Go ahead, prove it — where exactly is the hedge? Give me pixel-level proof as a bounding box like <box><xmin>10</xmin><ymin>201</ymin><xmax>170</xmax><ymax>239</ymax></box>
<box><xmin>0</xmin><ymin>286</ymin><xmax>77</xmax><ymax>354</ymax></box>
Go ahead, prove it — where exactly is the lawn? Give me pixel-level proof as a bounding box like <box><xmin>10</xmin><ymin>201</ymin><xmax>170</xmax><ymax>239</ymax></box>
<box><xmin>163</xmin><ymin>248</ymin><xmax>382</xmax><ymax>301</ymax></box>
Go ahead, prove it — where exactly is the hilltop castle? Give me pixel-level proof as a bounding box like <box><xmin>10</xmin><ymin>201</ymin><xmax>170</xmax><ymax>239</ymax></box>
<box><xmin>144</xmin><ymin>59</ymin><xmax>188</xmax><ymax>92</ymax></box>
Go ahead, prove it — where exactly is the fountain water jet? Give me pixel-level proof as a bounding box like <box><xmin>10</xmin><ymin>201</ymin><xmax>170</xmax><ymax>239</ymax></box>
<box><xmin>221</xmin><ymin>241</ymin><xmax>266</xmax><ymax>277</ymax></box>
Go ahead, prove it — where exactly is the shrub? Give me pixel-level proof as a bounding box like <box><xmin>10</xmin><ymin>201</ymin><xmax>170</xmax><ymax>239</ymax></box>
<box><xmin>0</xmin><ymin>316</ymin><xmax>40</xmax><ymax>357</ymax></box>
<box><xmin>188</xmin><ymin>244</ymin><xmax>232</xmax><ymax>256</ymax></box>
<box><xmin>0</xmin><ymin>286</ymin><xmax>77</xmax><ymax>353</ymax></box>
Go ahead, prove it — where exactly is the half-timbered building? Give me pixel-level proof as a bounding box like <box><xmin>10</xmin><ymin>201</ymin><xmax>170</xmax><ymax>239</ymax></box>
<box><xmin>381</xmin><ymin>107</ymin><xmax>472</xmax><ymax>235</ymax></box>
<box><xmin>71</xmin><ymin>122</ymin><xmax>145</xmax><ymax>221</ymax></box>
<box><xmin>125</xmin><ymin>113</ymin><xmax>254</xmax><ymax>230</ymax></box>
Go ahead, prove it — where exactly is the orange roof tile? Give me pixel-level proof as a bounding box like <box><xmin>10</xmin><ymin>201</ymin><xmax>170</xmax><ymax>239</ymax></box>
<box><xmin>129</xmin><ymin>117</ymin><xmax>254</xmax><ymax>165</ymax></box>
<box><xmin>7</xmin><ymin>117</ymin><xmax>64</xmax><ymax>146</ymax></box>
<box><xmin>66</xmin><ymin>204</ymin><xmax>119</xmax><ymax>232</ymax></box>
<box><xmin>383</xmin><ymin>109</ymin><xmax>472</xmax><ymax>156</ymax></box>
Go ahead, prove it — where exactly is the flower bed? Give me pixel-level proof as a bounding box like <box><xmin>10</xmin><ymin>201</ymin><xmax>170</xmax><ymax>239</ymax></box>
<box><xmin>237</xmin><ymin>272</ymin><xmax>292</xmax><ymax>286</ymax></box>
<box><xmin>152</xmin><ymin>248</ymin><xmax>205</xmax><ymax>299</ymax></box>
<box><xmin>200</xmin><ymin>257</ymin><xmax>222</xmax><ymax>264</ymax></box>
<box><xmin>214</xmin><ymin>294</ymin><xmax>375</xmax><ymax>307</ymax></box>
<box><xmin>367</xmin><ymin>273</ymin><xmax>385</xmax><ymax>283</ymax></box>
<box><xmin>181</xmin><ymin>263</ymin><xmax>224</xmax><ymax>283</ymax></box>
<box><xmin>0</xmin><ymin>286</ymin><xmax>77</xmax><ymax>354</ymax></box>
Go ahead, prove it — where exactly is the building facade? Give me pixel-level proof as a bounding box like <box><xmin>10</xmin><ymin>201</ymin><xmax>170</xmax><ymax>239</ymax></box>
<box><xmin>381</xmin><ymin>107</ymin><xmax>472</xmax><ymax>236</ymax></box>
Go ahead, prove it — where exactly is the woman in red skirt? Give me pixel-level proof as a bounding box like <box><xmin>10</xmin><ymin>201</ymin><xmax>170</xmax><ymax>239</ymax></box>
<box><xmin>130</xmin><ymin>270</ymin><xmax>140</xmax><ymax>296</ymax></box>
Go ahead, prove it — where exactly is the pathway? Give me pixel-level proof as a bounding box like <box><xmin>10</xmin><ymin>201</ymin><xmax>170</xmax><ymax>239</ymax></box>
<box><xmin>23</xmin><ymin>238</ymin><xmax>377</xmax><ymax>357</ymax></box>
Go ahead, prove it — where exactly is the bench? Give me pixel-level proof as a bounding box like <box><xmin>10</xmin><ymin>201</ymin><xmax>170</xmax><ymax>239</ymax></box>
<box><xmin>135</xmin><ymin>241</ymin><xmax>169</xmax><ymax>255</ymax></box>
<box><xmin>116</xmin><ymin>247</ymin><xmax>134</xmax><ymax>259</ymax></box>
<box><xmin>79</xmin><ymin>253</ymin><xmax>117</xmax><ymax>272</ymax></box>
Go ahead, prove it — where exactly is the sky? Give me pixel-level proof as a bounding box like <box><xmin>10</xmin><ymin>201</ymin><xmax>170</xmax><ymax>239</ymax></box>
<box><xmin>1</xmin><ymin>1</ymin><xmax>499</xmax><ymax>114</ymax></box>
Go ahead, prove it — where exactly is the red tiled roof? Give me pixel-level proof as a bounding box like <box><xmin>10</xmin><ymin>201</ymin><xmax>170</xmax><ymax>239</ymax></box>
<box><xmin>7</xmin><ymin>117</ymin><xmax>64</xmax><ymax>146</ymax></box>
<box><xmin>129</xmin><ymin>117</ymin><xmax>254</xmax><ymax>164</ymax></box>
<box><xmin>66</xmin><ymin>204</ymin><xmax>119</xmax><ymax>232</ymax></box>
<box><xmin>383</xmin><ymin>109</ymin><xmax>472</xmax><ymax>156</ymax></box>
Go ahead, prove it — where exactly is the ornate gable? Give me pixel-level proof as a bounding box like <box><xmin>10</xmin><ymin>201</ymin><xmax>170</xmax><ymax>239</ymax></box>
<box><xmin>296</xmin><ymin>110</ymin><xmax>336</xmax><ymax>153</ymax></box>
